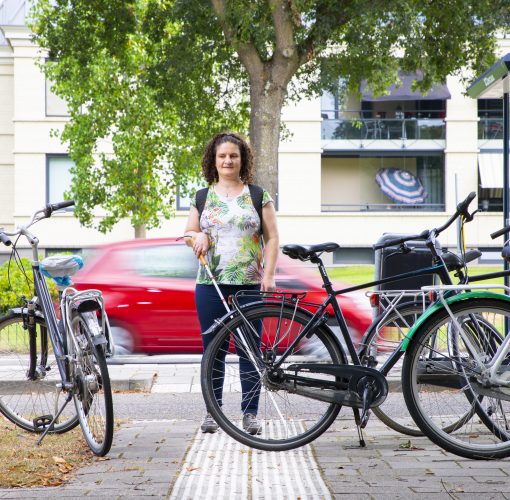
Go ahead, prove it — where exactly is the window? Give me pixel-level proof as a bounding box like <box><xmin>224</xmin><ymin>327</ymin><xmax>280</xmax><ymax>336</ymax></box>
<box><xmin>47</xmin><ymin>155</ymin><xmax>74</xmax><ymax>205</ymax></box>
<box><xmin>478</xmin><ymin>99</ymin><xmax>503</xmax><ymax>140</ymax></box>
<box><xmin>177</xmin><ymin>179</ymin><xmax>207</xmax><ymax>210</ymax></box>
<box><xmin>122</xmin><ymin>245</ymin><xmax>198</xmax><ymax>279</ymax></box>
<box><xmin>321</xmin><ymin>154</ymin><xmax>445</xmax><ymax>212</ymax></box>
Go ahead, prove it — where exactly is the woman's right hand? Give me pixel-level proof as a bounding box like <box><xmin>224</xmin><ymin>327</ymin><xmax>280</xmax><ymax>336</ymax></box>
<box><xmin>192</xmin><ymin>232</ymin><xmax>209</xmax><ymax>258</ymax></box>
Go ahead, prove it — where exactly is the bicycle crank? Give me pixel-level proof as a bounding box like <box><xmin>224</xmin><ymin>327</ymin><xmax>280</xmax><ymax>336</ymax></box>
<box><xmin>281</xmin><ymin>363</ymin><xmax>388</xmax><ymax>409</ymax></box>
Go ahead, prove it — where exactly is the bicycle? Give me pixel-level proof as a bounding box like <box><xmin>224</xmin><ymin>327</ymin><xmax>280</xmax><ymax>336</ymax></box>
<box><xmin>398</xmin><ymin>224</ymin><xmax>510</xmax><ymax>459</ymax></box>
<box><xmin>363</xmin><ymin>207</ymin><xmax>510</xmax><ymax>437</ymax></box>
<box><xmin>200</xmin><ymin>192</ymin><xmax>510</xmax><ymax>459</ymax></box>
<box><xmin>0</xmin><ymin>201</ymin><xmax>114</xmax><ymax>456</ymax></box>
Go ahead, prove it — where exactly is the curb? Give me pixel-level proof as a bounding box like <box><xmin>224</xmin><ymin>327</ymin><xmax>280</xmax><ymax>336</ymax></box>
<box><xmin>110</xmin><ymin>373</ymin><xmax>156</xmax><ymax>392</ymax></box>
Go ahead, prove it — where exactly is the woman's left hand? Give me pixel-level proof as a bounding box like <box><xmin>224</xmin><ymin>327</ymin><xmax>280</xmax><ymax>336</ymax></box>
<box><xmin>261</xmin><ymin>276</ymin><xmax>276</xmax><ymax>292</ymax></box>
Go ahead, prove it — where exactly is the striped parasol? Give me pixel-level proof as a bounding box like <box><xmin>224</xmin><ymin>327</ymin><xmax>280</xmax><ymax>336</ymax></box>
<box><xmin>375</xmin><ymin>168</ymin><xmax>428</xmax><ymax>204</ymax></box>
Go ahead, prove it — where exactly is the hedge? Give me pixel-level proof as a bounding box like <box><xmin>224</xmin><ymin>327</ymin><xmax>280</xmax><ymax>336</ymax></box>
<box><xmin>0</xmin><ymin>258</ymin><xmax>58</xmax><ymax>316</ymax></box>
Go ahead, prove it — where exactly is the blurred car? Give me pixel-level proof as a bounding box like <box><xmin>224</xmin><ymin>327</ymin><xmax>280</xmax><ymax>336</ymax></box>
<box><xmin>73</xmin><ymin>238</ymin><xmax>372</xmax><ymax>354</ymax></box>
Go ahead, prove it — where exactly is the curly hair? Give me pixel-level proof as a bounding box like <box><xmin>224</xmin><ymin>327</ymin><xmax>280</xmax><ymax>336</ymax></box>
<box><xmin>201</xmin><ymin>132</ymin><xmax>254</xmax><ymax>185</ymax></box>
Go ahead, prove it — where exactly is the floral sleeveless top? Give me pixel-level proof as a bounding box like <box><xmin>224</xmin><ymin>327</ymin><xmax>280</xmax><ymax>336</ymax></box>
<box><xmin>191</xmin><ymin>185</ymin><xmax>273</xmax><ymax>285</ymax></box>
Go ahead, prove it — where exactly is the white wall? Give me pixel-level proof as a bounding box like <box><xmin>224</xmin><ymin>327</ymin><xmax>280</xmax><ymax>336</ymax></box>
<box><xmin>1</xmin><ymin>24</ymin><xmax>508</xmax><ymax>259</ymax></box>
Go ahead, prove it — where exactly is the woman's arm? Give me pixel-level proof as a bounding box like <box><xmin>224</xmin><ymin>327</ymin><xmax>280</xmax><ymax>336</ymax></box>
<box><xmin>184</xmin><ymin>206</ymin><xmax>209</xmax><ymax>257</ymax></box>
<box><xmin>261</xmin><ymin>202</ymin><xmax>279</xmax><ymax>292</ymax></box>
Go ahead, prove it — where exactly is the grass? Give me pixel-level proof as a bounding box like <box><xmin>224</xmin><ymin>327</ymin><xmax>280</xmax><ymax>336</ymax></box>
<box><xmin>0</xmin><ymin>416</ymin><xmax>95</xmax><ymax>488</ymax></box>
<box><xmin>327</xmin><ymin>264</ymin><xmax>505</xmax><ymax>287</ymax></box>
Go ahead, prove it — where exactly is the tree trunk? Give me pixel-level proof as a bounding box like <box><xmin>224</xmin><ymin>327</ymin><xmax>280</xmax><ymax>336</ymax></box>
<box><xmin>134</xmin><ymin>224</ymin><xmax>146</xmax><ymax>239</ymax></box>
<box><xmin>249</xmin><ymin>82</ymin><xmax>286</xmax><ymax>205</ymax></box>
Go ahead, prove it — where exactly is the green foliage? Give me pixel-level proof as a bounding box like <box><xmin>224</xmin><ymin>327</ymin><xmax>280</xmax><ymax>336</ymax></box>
<box><xmin>30</xmin><ymin>0</ymin><xmax>249</xmax><ymax>235</ymax></box>
<box><xmin>0</xmin><ymin>259</ymin><xmax>58</xmax><ymax>315</ymax></box>
<box><xmin>29</xmin><ymin>0</ymin><xmax>510</xmax><ymax>210</ymax></box>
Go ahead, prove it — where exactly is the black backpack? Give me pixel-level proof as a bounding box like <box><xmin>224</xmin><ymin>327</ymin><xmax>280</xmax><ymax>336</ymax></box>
<box><xmin>195</xmin><ymin>184</ymin><xmax>264</xmax><ymax>235</ymax></box>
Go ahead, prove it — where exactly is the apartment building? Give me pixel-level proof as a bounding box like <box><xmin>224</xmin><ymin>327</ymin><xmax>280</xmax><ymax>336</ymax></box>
<box><xmin>1</xmin><ymin>0</ymin><xmax>509</xmax><ymax>264</ymax></box>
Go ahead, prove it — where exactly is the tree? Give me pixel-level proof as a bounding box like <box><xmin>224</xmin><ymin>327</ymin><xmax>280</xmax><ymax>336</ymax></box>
<box><xmin>31</xmin><ymin>1</ymin><xmax>248</xmax><ymax>237</ymax></box>
<box><xmin>32</xmin><ymin>0</ymin><xmax>509</xmax><ymax>214</ymax></box>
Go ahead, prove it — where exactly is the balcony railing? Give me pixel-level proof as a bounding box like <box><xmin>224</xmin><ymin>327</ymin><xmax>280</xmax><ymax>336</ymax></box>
<box><xmin>321</xmin><ymin>117</ymin><xmax>445</xmax><ymax>141</ymax></box>
<box><xmin>478</xmin><ymin>117</ymin><xmax>503</xmax><ymax>140</ymax></box>
<box><xmin>321</xmin><ymin>203</ymin><xmax>445</xmax><ymax>212</ymax></box>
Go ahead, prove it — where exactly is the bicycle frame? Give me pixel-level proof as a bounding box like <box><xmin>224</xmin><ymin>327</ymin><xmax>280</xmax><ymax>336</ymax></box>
<box><xmin>228</xmin><ymin>253</ymin><xmax>454</xmax><ymax>373</ymax></box>
<box><xmin>19</xmin><ymin>224</ymin><xmax>71</xmax><ymax>387</ymax></box>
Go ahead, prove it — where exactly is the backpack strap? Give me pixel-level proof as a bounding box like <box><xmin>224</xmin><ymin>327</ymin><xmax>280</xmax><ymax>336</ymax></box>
<box><xmin>248</xmin><ymin>184</ymin><xmax>264</xmax><ymax>235</ymax></box>
<box><xmin>195</xmin><ymin>187</ymin><xmax>209</xmax><ymax>219</ymax></box>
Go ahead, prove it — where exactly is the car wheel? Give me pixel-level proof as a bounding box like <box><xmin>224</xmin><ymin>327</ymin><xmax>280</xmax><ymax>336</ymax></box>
<box><xmin>109</xmin><ymin>324</ymin><xmax>135</xmax><ymax>355</ymax></box>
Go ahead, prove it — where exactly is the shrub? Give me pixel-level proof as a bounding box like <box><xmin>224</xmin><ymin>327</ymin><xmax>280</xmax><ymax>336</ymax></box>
<box><xmin>0</xmin><ymin>258</ymin><xmax>58</xmax><ymax>316</ymax></box>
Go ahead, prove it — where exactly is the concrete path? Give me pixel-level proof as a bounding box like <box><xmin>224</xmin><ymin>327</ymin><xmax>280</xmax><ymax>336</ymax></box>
<box><xmin>1</xmin><ymin>359</ymin><xmax>510</xmax><ymax>498</ymax></box>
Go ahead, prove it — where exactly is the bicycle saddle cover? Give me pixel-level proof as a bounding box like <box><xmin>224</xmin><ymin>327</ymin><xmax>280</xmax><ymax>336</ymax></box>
<box><xmin>40</xmin><ymin>254</ymin><xmax>84</xmax><ymax>286</ymax></box>
<box><xmin>282</xmin><ymin>242</ymin><xmax>340</xmax><ymax>260</ymax></box>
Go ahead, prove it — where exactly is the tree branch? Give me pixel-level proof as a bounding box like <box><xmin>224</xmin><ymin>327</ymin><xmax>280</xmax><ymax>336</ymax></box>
<box><xmin>210</xmin><ymin>0</ymin><xmax>264</xmax><ymax>81</ymax></box>
<box><xmin>297</xmin><ymin>1</ymin><xmax>352</xmax><ymax>66</ymax></box>
<box><xmin>269</xmin><ymin>0</ymin><xmax>297</xmax><ymax>59</ymax></box>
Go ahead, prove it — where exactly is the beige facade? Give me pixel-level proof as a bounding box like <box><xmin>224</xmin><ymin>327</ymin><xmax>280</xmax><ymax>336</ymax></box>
<box><xmin>1</xmin><ymin>16</ymin><xmax>510</xmax><ymax>263</ymax></box>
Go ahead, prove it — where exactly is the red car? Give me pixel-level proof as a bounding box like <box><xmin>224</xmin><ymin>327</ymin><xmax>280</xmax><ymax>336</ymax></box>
<box><xmin>73</xmin><ymin>238</ymin><xmax>372</xmax><ymax>354</ymax></box>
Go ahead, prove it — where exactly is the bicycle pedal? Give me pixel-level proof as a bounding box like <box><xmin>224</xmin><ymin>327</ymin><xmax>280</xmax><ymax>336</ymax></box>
<box><xmin>33</xmin><ymin>415</ymin><xmax>53</xmax><ymax>429</ymax></box>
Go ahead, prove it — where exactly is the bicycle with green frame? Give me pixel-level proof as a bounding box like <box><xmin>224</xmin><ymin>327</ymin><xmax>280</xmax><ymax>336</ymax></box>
<box><xmin>200</xmin><ymin>192</ymin><xmax>510</xmax><ymax>460</ymax></box>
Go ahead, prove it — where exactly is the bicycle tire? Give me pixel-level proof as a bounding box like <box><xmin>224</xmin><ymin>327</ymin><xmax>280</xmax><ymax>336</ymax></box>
<box><xmin>363</xmin><ymin>303</ymin><xmax>474</xmax><ymax>436</ymax></box>
<box><xmin>201</xmin><ymin>303</ymin><xmax>346</xmax><ymax>451</ymax></box>
<box><xmin>70</xmin><ymin>314</ymin><xmax>114</xmax><ymax>456</ymax></box>
<box><xmin>402</xmin><ymin>298</ymin><xmax>510</xmax><ymax>459</ymax></box>
<box><xmin>0</xmin><ymin>312</ymin><xmax>79</xmax><ymax>433</ymax></box>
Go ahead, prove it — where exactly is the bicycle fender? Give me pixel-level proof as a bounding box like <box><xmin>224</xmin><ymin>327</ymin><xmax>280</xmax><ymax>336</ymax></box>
<box><xmin>400</xmin><ymin>291</ymin><xmax>510</xmax><ymax>351</ymax></box>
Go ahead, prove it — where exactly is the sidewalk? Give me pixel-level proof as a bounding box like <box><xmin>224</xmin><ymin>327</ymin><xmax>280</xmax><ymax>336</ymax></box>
<box><xmin>2</xmin><ymin>416</ymin><xmax>509</xmax><ymax>499</ymax></box>
<box><xmin>1</xmin><ymin>360</ymin><xmax>510</xmax><ymax>498</ymax></box>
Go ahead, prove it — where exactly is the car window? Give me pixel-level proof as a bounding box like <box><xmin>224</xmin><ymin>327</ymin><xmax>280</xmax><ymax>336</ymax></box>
<box><xmin>121</xmin><ymin>245</ymin><xmax>198</xmax><ymax>279</ymax></box>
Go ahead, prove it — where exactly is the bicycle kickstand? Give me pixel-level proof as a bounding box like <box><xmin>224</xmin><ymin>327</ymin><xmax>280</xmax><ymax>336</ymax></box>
<box><xmin>352</xmin><ymin>408</ymin><xmax>366</xmax><ymax>448</ymax></box>
<box><xmin>352</xmin><ymin>382</ymin><xmax>376</xmax><ymax>448</ymax></box>
<box><xmin>36</xmin><ymin>392</ymin><xmax>73</xmax><ymax>446</ymax></box>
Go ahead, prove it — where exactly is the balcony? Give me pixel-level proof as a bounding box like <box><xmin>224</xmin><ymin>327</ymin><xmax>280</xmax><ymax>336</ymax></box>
<box><xmin>322</xmin><ymin>113</ymin><xmax>446</xmax><ymax>141</ymax></box>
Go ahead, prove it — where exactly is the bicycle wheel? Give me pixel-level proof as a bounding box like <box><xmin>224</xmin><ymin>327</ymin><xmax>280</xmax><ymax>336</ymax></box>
<box><xmin>0</xmin><ymin>312</ymin><xmax>79</xmax><ymax>433</ymax></box>
<box><xmin>201</xmin><ymin>303</ymin><xmax>346</xmax><ymax>451</ymax></box>
<box><xmin>402</xmin><ymin>298</ymin><xmax>510</xmax><ymax>459</ymax></box>
<box><xmin>363</xmin><ymin>303</ymin><xmax>474</xmax><ymax>436</ymax></box>
<box><xmin>70</xmin><ymin>314</ymin><xmax>114</xmax><ymax>456</ymax></box>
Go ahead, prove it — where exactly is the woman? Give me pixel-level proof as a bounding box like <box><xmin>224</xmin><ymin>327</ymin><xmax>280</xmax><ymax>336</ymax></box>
<box><xmin>184</xmin><ymin>132</ymin><xmax>279</xmax><ymax>435</ymax></box>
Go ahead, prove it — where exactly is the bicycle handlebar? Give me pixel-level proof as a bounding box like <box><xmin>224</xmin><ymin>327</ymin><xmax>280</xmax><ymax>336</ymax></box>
<box><xmin>0</xmin><ymin>232</ymin><xmax>12</xmax><ymax>247</ymax></box>
<box><xmin>372</xmin><ymin>192</ymin><xmax>477</xmax><ymax>251</ymax></box>
<box><xmin>491</xmin><ymin>225</ymin><xmax>510</xmax><ymax>240</ymax></box>
<box><xmin>44</xmin><ymin>200</ymin><xmax>75</xmax><ymax>217</ymax></box>
<box><xmin>373</xmin><ymin>230</ymin><xmax>429</xmax><ymax>251</ymax></box>
<box><xmin>1</xmin><ymin>200</ymin><xmax>76</xmax><ymax>239</ymax></box>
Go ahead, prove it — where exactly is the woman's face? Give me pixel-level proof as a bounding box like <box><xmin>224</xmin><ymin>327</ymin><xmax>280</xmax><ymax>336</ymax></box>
<box><xmin>215</xmin><ymin>141</ymin><xmax>242</xmax><ymax>181</ymax></box>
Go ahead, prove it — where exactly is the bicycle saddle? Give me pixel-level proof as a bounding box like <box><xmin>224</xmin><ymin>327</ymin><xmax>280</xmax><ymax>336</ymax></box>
<box><xmin>441</xmin><ymin>249</ymin><xmax>481</xmax><ymax>271</ymax></box>
<box><xmin>282</xmin><ymin>242</ymin><xmax>340</xmax><ymax>260</ymax></box>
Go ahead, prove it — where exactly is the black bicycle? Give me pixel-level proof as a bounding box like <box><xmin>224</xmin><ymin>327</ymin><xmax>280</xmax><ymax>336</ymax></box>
<box><xmin>0</xmin><ymin>202</ymin><xmax>114</xmax><ymax>456</ymax></box>
<box><xmin>200</xmin><ymin>192</ymin><xmax>510</xmax><ymax>459</ymax></box>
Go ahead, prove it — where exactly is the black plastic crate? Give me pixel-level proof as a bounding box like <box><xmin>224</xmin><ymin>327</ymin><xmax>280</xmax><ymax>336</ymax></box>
<box><xmin>374</xmin><ymin>233</ymin><xmax>441</xmax><ymax>291</ymax></box>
